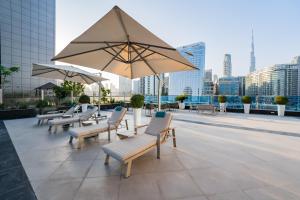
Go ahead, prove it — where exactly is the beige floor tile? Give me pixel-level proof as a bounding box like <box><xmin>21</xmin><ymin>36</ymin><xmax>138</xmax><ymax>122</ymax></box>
<box><xmin>35</xmin><ymin>178</ymin><xmax>82</xmax><ymax>200</ymax></box>
<box><xmin>74</xmin><ymin>177</ymin><xmax>120</xmax><ymax>200</ymax></box>
<box><xmin>50</xmin><ymin>160</ymin><xmax>93</xmax><ymax>180</ymax></box>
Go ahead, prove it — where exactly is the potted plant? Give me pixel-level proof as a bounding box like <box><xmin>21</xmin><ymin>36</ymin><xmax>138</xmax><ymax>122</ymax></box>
<box><xmin>130</xmin><ymin>94</ymin><xmax>144</xmax><ymax>127</ymax></box>
<box><xmin>275</xmin><ymin>96</ymin><xmax>288</xmax><ymax>116</ymax></box>
<box><xmin>79</xmin><ymin>94</ymin><xmax>90</xmax><ymax>112</ymax></box>
<box><xmin>36</xmin><ymin>100</ymin><xmax>49</xmax><ymax>114</ymax></box>
<box><xmin>218</xmin><ymin>95</ymin><xmax>227</xmax><ymax>112</ymax></box>
<box><xmin>241</xmin><ymin>96</ymin><xmax>251</xmax><ymax>114</ymax></box>
<box><xmin>175</xmin><ymin>94</ymin><xmax>188</xmax><ymax>110</ymax></box>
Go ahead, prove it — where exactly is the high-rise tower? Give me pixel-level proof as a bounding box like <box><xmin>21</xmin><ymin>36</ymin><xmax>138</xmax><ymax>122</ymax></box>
<box><xmin>223</xmin><ymin>54</ymin><xmax>232</xmax><ymax>77</ymax></box>
<box><xmin>249</xmin><ymin>29</ymin><xmax>256</xmax><ymax>73</ymax></box>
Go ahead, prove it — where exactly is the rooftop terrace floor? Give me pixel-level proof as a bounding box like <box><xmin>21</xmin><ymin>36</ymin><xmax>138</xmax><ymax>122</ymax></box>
<box><xmin>3</xmin><ymin>111</ymin><xmax>300</xmax><ymax>200</ymax></box>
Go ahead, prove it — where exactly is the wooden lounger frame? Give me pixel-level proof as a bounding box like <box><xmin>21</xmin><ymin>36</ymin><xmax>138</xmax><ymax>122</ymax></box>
<box><xmin>105</xmin><ymin>125</ymin><xmax>176</xmax><ymax>178</ymax></box>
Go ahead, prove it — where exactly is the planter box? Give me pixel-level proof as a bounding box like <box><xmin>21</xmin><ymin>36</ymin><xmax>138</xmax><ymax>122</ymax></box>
<box><xmin>0</xmin><ymin>108</ymin><xmax>37</xmax><ymax>120</ymax></box>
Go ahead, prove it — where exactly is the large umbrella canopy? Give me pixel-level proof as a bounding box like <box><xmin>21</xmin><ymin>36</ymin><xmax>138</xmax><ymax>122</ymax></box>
<box><xmin>51</xmin><ymin>6</ymin><xmax>197</xmax><ymax>79</ymax></box>
<box><xmin>32</xmin><ymin>63</ymin><xmax>107</xmax><ymax>84</ymax></box>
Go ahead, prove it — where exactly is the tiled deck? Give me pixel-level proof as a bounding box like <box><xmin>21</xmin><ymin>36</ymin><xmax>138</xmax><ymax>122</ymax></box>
<box><xmin>3</xmin><ymin>111</ymin><xmax>300</xmax><ymax>200</ymax></box>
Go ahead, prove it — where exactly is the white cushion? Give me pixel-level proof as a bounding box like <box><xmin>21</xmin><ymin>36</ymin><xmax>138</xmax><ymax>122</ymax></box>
<box><xmin>68</xmin><ymin>123</ymin><xmax>109</xmax><ymax>138</ymax></box>
<box><xmin>102</xmin><ymin>134</ymin><xmax>157</xmax><ymax>161</ymax></box>
<box><xmin>37</xmin><ymin>113</ymin><xmax>64</xmax><ymax>119</ymax></box>
<box><xmin>145</xmin><ymin>113</ymin><xmax>172</xmax><ymax>136</ymax></box>
<box><xmin>49</xmin><ymin>116</ymin><xmax>80</xmax><ymax>125</ymax></box>
<box><xmin>108</xmin><ymin>108</ymin><xmax>126</xmax><ymax>125</ymax></box>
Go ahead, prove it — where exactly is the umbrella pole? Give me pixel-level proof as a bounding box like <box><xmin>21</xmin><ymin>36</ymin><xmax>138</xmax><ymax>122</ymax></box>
<box><xmin>157</xmin><ymin>75</ymin><xmax>161</xmax><ymax>111</ymax></box>
<box><xmin>41</xmin><ymin>89</ymin><xmax>44</xmax><ymax>100</ymax></box>
<box><xmin>98</xmin><ymin>73</ymin><xmax>102</xmax><ymax>116</ymax></box>
<box><xmin>70</xmin><ymin>90</ymin><xmax>73</xmax><ymax>103</ymax></box>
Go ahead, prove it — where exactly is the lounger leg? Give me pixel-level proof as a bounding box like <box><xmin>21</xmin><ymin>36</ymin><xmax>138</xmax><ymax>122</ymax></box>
<box><xmin>77</xmin><ymin>137</ymin><xmax>83</xmax><ymax>149</ymax></box>
<box><xmin>172</xmin><ymin>129</ymin><xmax>177</xmax><ymax>147</ymax></box>
<box><xmin>48</xmin><ymin>125</ymin><xmax>52</xmax><ymax>132</ymax></box>
<box><xmin>104</xmin><ymin>155</ymin><xmax>109</xmax><ymax>165</ymax></box>
<box><xmin>157</xmin><ymin>142</ymin><xmax>160</xmax><ymax>159</ymax></box>
<box><xmin>108</xmin><ymin>129</ymin><xmax>111</xmax><ymax>141</ymax></box>
<box><xmin>125</xmin><ymin>160</ymin><xmax>132</xmax><ymax>178</ymax></box>
<box><xmin>54</xmin><ymin>126</ymin><xmax>58</xmax><ymax>134</ymax></box>
<box><xmin>69</xmin><ymin>136</ymin><xmax>73</xmax><ymax>144</ymax></box>
<box><xmin>37</xmin><ymin>119</ymin><xmax>41</xmax><ymax>126</ymax></box>
<box><xmin>125</xmin><ymin>119</ymin><xmax>128</xmax><ymax>130</ymax></box>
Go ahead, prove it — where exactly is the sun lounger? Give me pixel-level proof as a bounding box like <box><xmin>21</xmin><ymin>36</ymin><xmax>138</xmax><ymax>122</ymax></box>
<box><xmin>68</xmin><ymin>107</ymin><xmax>127</xmax><ymax>149</ymax></box>
<box><xmin>48</xmin><ymin>106</ymin><xmax>98</xmax><ymax>133</ymax></box>
<box><xmin>102</xmin><ymin>111</ymin><xmax>176</xmax><ymax>178</ymax></box>
<box><xmin>36</xmin><ymin>105</ymin><xmax>79</xmax><ymax>125</ymax></box>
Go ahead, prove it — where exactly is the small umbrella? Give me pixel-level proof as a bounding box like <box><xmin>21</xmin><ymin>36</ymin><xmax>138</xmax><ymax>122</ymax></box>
<box><xmin>32</xmin><ymin>63</ymin><xmax>107</xmax><ymax>84</ymax></box>
<box><xmin>32</xmin><ymin>63</ymin><xmax>107</xmax><ymax>115</ymax></box>
<box><xmin>52</xmin><ymin>6</ymin><xmax>197</xmax><ymax>110</ymax></box>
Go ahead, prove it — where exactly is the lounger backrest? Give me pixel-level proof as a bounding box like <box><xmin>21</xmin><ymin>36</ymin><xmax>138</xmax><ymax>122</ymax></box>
<box><xmin>64</xmin><ymin>105</ymin><xmax>79</xmax><ymax>115</ymax></box>
<box><xmin>107</xmin><ymin>107</ymin><xmax>126</xmax><ymax>126</ymax></box>
<box><xmin>145</xmin><ymin>112</ymin><xmax>172</xmax><ymax>136</ymax></box>
<box><xmin>79</xmin><ymin>107</ymin><xmax>98</xmax><ymax>120</ymax></box>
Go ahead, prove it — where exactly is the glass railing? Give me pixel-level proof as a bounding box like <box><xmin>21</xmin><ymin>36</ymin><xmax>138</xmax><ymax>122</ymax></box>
<box><xmin>144</xmin><ymin>95</ymin><xmax>300</xmax><ymax>112</ymax></box>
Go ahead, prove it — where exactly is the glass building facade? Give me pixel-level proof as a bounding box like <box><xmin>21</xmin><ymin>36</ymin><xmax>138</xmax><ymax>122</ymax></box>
<box><xmin>169</xmin><ymin>42</ymin><xmax>205</xmax><ymax>96</ymax></box>
<box><xmin>0</xmin><ymin>0</ymin><xmax>55</xmax><ymax>97</ymax></box>
<box><xmin>245</xmin><ymin>62</ymin><xmax>300</xmax><ymax>96</ymax></box>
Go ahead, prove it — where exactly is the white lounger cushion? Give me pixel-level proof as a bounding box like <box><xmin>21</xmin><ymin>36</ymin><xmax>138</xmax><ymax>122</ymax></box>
<box><xmin>49</xmin><ymin>116</ymin><xmax>80</xmax><ymax>125</ymax></box>
<box><xmin>37</xmin><ymin>105</ymin><xmax>79</xmax><ymax>120</ymax></box>
<box><xmin>102</xmin><ymin>134</ymin><xmax>157</xmax><ymax>162</ymax></box>
<box><xmin>145</xmin><ymin>113</ymin><xmax>172</xmax><ymax>136</ymax></box>
<box><xmin>69</xmin><ymin>123</ymin><xmax>110</xmax><ymax>138</ymax></box>
<box><xmin>37</xmin><ymin>113</ymin><xmax>64</xmax><ymax>119</ymax></box>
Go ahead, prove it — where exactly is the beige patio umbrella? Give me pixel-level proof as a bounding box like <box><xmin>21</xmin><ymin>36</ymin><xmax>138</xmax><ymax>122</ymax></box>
<box><xmin>32</xmin><ymin>63</ymin><xmax>107</xmax><ymax>115</ymax></box>
<box><xmin>52</xmin><ymin>6</ymin><xmax>197</xmax><ymax>110</ymax></box>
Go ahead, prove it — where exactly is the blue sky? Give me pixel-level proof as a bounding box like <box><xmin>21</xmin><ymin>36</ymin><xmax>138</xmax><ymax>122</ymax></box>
<box><xmin>56</xmin><ymin>0</ymin><xmax>300</xmax><ymax>77</ymax></box>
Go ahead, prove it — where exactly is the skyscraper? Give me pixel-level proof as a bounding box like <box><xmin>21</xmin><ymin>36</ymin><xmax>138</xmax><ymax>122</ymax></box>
<box><xmin>245</xmin><ymin>56</ymin><xmax>300</xmax><ymax>96</ymax></box>
<box><xmin>204</xmin><ymin>69</ymin><xmax>212</xmax><ymax>81</ymax></box>
<box><xmin>0</xmin><ymin>0</ymin><xmax>56</xmax><ymax>97</ymax></box>
<box><xmin>169</xmin><ymin>42</ymin><xmax>205</xmax><ymax>96</ymax></box>
<box><xmin>249</xmin><ymin>29</ymin><xmax>256</xmax><ymax>73</ymax></box>
<box><xmin>223</xmin><ymin>54</ymin><xmax>232</xmax><ymax>77</ymax></box>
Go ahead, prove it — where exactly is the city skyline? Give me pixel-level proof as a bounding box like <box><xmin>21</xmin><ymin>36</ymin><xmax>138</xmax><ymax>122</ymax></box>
<box><xmin>56</xmin><ymin>0</ymin><xmax>300</xmax><ymax>78</ymax></box>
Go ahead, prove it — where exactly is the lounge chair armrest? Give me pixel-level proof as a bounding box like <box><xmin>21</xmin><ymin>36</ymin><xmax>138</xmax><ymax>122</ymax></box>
<box><xmin>160</xmin><ymin>127</ymin><xmax>174</xmax><ymax>134</ymax></box>
<box><xmin>135</xmin><ymin>124</ymin><xmax>149</xmax><ymax>129</ymax></box>
<box><xmin>134</xmin><ymin>124</ymin><xmax>149</xmax><ymax>134</ymax></box>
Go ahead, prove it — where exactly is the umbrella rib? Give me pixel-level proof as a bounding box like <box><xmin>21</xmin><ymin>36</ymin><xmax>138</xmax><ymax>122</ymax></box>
<box><xmin>134</xmin><ymin>52</ymin><xmax>155</xmax><ymax>62</ymax></box>
<box><xmin>104</xmin><ymin>42</ymin><xmax>127</xmax><ymax>62</ymax></box>
<box><xmin>135</xmin><ymin>44</ymin><xmax>197</xmax><ymax>69</ymax></box>
<box><xmin>114</xmin><ymin>7</ymin><xmax>130</xmax><ymax>41</ymax></box>
<box><xmin>131</xmin><ymin>45</ymin><xmax>158</xmax><ymax>75</ymax></box>
<box><xmin>100</xmin><ymin>44</ymin><xmax>128</xmax><ymax>71</ymax></box>
<box><xmin>51</xmin><ymin>43</ymin><xmax>124</xmax><ymax>61</ymax></box>
<box><xmin>32</xmin><ymin>69</ymin><xmax>59</xmax><ymax>76</ymax></box>
<box><xmin>79</xmin><ymin>74</ymin><xmax>93</xmax><ymax>84</ymax></box>
<box><xmin>103</xmin><ymin>49</ymin><xmax>126</xmax><ymax>63</ymax></box>
<box><xmin>131</xmin><ymin>46</ymin><xmax>150</xmax><ymax>62</ymax></box>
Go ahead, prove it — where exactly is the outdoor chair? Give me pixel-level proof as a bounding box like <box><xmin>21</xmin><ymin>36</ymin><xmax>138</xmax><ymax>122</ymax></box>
<box><xmin>68</xmin><ymin>107</ymin><xmax>127</xmax><ymax>149</ymax></box>
<box><xmin>48</xmin><ymin>106</ymin><xmax>98</xmax><ymax>133</ymax></box>
<box><xmin>36</xmin><ymin>105</ymin><xmax>79</xmax><ymax>125</ymax></box>
<box><xmin>102</xmin><ymin>111</ymin><xmax>176</xmax><ymax>178</ymax></box>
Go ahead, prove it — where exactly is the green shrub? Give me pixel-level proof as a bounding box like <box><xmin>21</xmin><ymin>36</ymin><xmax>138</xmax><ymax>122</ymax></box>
<box><xmin>241</xmin><ymin>96</ymin><xmax>251</xmax><ymax>104</ymax></box>
<box><xmin>175</xmin><ymin>94</ymin><xmax>188</xmax><ymax>103</ymax></box>
<box><xmin>275</xmin><ymin>96</ymin><xmax>288</xmax><ymax>105</ymax></box>
<box><xmin>0</xmin><ymin>103</ymin><xmax>4</xmax><ymax>110</ymax></box>
<box><xmin>130</xmin><ymin>94</ymin><xmax>144</xmax><ymax>108</ymax></box>
<box><xmin>18</xmin><ymin>102</ymin><xmax>28</xmax><ymax>109</ymax></box>
<box><xmin>218</xmin><ymin>95</ymin><xmax>227</xmax><ymax>103</ymax></box>
<box><xmin>36</xmin><ymin>100</ymin><xmax>49</xmax><ymax>108</ymax></box>
<box><xmin>79</xmin><ymin>94</ymin><xmax>90</xmax><ymax>104</ymax></box>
